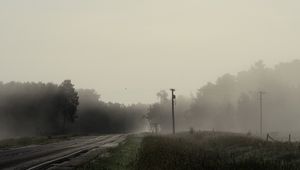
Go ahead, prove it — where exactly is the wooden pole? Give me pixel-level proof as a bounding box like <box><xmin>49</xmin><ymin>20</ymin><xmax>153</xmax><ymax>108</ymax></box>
<box><xmin>170</xmin><ymin>89</ymin><xmax>176</xmax><ymax>134</ymax></box>
<box><xmin>259</xmin><ymin>91</ymin><xmax>266</xmax><ymax>137</ymax></box>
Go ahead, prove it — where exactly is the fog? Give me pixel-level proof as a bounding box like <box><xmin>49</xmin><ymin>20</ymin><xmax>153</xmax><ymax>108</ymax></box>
<box><xmin>1</xmin><ymin>0</ymin><xmax>300</xmax><ymax>104</ymax></box>
<box><xmin>147</xmin><ymin>60</ymin><xmax>300</xmax><ymax>136</ymax></box>
<box><xmin>0</xmin><ymin>81</ymin><xmax>148</xmax><ymax>139</ymax></box>
<box><xmin>1</xmin><ymin>1</ymin><xmax>300</xmax><ymax>139</ymax></box>
<box><xmin>1</xmin><ymin>60</ymin><xmax>300</xmax><ymax>139</ymax></box>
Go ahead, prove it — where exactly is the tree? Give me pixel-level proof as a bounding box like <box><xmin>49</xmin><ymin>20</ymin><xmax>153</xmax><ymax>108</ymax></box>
<box><xmin>59</xmin><ymin>80</ymin><xmax>79</xmax><ymax>133</ymax></box>
<box><xmin>157</xmin><ymin>90</ymin><xmax>168</xmax><ymax>103</ymax></box>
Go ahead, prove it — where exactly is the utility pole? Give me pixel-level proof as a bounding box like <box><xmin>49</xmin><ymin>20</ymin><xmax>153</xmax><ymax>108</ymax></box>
<box><xmin>170</xmin><ymin>89</ymin><xmax>176</xmax><ymax>134</ymax></box>
<box><xmin>259</xmin><ymin>91</ymin><xmax>265</xmax><ymax>137</ymax></box>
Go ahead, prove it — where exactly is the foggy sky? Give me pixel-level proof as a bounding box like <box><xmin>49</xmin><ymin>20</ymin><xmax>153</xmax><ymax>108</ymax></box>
<box><xmin>1</xmin><ymin>0</ymin><xmax>300</xmax><ymax>104</ymax></box>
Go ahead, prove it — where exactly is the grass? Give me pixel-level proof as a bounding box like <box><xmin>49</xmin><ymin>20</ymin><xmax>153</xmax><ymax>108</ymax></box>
<box><xmin>135</xmin><ymin>132</ymin><xmax>300</xmax><ymax>170</ymax></box>
<box><xmin>78</xmin><ymin>134</ymin><xmax>143</xmax><ymax>170</ymax></box>
<box><xmin>0</xmin><ymin>135</ymin><xmax>74</xmax><ymax>149</ymax></box>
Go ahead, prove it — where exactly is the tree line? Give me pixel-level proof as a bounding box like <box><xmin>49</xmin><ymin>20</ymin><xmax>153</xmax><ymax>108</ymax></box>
<box><xmin>0</xmin><ymin>80</ymin><xmax>147</xmax><ymax>139</ymax></box>
<box><xmin>2</xmin><ymin>60</ymin><xmax>300</xmax><ymax>138</ymax></box>
<box><xmin>0</xmin><ymin>80</ymin><xmax>79</xmax><ymax>138</ymax></box>
<box><xmin>147</xmin><ymin>60</ymin><xmax>300</xmax><ymax>134</ymax></box>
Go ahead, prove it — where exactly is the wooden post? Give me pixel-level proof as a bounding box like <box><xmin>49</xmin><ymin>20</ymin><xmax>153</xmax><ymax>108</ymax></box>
<box><xmin>259</xmin><ymin>91</ymin><xmax>266</xmax><ymax>137</ymax></box>
<box><xmin>170</xmin><ymin>89</ymin><xmax>176</xmax><ymax>134</ymax></box>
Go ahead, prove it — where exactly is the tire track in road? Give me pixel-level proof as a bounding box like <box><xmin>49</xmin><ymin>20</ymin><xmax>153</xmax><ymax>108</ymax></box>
<box><xmin>0</xmin><ymin>135</ymin><xmax>126</xmax><ymax>170</ymax></box>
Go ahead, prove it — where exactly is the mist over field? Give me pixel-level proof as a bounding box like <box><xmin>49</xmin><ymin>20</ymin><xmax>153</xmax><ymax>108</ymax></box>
<box><xmin>0</xmin><ymin>60</ymin><xmax>300</xmax><ymax>139</ymax></box>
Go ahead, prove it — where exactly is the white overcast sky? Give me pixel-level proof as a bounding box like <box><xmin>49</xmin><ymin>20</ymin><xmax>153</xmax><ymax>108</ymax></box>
<box><xmin>0</xmin><ymin>0</ymin><xmax>300</xmax><ymax>104</ymax></box>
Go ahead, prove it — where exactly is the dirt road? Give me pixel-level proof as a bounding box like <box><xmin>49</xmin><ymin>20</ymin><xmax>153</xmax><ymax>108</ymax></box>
<box><xmin>0</xmin><ymin>134</ymin><xmax>127</xmax><ymax>170</ymax></box>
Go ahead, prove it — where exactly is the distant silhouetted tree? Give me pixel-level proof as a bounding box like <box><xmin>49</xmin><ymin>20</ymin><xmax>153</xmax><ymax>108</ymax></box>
<box><xmin>58</xmin><ymin>80</ymin><xmax>79</xmax><ymax>133</ymax></box>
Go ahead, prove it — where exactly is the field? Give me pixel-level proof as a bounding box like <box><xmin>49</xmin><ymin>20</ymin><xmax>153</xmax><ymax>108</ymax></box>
<box><xmin>82</xmin><ymin>132</ymin><xmax>300</xmax><ymax>170</ymax></box>
<box><xmin>135</xmin><ymin>132</ymin><xmax>300</xmax><ymax>170</ymax></box>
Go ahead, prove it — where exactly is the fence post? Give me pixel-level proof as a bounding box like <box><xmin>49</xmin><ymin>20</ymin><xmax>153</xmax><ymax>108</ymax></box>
<box><xmin>266</xmin><ymin>133</ymin><xmax>269</xmax><ymax>142</ymax></box>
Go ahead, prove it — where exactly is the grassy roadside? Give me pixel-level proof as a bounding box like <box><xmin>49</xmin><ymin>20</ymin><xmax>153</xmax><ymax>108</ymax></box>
<box><xmin>75</xmin><ymin>132</ymin><xmax>300</xmax><ymax>170</ymax></box>
<box><xmin>135</xmin><ymin>132</ymin><xmax>300</xmax><ymax>170</ymax></box>
<box><xmin>78</xmin><ymin>134</ymin><xmax>143</xmax><ymax>170</ymax></box>
<box><xmin>0</xmin><ymin>135</ymin><xmax>74</xmax><ymax>149</ymax></box>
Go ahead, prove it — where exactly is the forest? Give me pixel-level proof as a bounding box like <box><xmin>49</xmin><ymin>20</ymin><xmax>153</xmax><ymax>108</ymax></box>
<box><xmin>1</xmin><ymin>60</ymin><xmax>300</xmax><ymax>139</ymax></box>
<box><xmin>147</xmin><ymin>60</ymin><xmax>300</xmax><ymax>135</ymax></box>
<box><xmin>0</xmin><ymin>80</ymin><xmax>147</xmax><ymax>139</ymax></box>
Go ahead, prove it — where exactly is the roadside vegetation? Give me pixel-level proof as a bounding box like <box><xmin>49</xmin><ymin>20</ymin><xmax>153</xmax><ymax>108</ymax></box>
<box><xmin>135</xmin><ymin>132</ymin><xmax>300</xmax><ymax>170</ymax></box>
<box><xmin>78</xmin><ymin>135</ymin><xmax>143</xmax><ymax>170</ymax></box>
<box><xmin>78</xmin><ymin>132</ymin><xmax>300</xmax><ymax>170</ymax></box>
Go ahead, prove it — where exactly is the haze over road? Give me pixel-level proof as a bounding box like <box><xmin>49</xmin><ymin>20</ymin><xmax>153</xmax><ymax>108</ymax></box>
<box><xmin>0</xmin><ymin>134</ymin><xmax>127</xmax><ymax>170</ymax></box>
